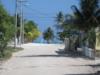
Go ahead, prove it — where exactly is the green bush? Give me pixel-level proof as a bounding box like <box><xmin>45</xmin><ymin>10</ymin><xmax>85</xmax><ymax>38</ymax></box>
<box><xmin>0</xmin><ymin>47</ymin><xmax>23</xmax><ymax>60</ymax></box>
<box><xmin>0</xmin><ymin>4</ymin><xmax>14</xmax><ymax>57</ymax></box>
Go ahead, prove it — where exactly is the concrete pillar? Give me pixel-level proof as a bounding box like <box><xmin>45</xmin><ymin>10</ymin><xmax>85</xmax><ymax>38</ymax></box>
<box><xmin>64</xmin><ymin>38</ymin><xmax>70</xmax><ymax>52</ymax></box>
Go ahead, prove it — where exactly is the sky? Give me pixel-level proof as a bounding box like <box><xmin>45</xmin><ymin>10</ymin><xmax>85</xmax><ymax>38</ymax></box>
<box><xmin>1</xmin><ymin>0</ymin><xmax>79</xmax><ymax>42</ymax></box>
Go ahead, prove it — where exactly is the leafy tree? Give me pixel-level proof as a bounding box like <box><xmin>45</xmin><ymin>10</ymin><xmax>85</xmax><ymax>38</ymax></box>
<box><xmin>43</xmin><ymin>27</ymin><xmax>54</xmax><ymax>43</ymax></box>
<box><xmin>11</xmin><ymin>14</ymin><xmax>41</xmax><ymax>43</ymax></box>
<box><xmin>0</xmin><ymin>4</ymin><xmax>14</xmax><ymax>56</ymax></box>
<box><xmin>24</xmin><ymin>21</ymin><xmax>40</xmax><ymax>42</ymax></box>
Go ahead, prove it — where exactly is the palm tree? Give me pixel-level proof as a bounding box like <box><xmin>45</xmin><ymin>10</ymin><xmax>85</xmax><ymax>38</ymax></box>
<box><xmin>56</xmin><ymin>12</ymin><xmax>64</xmax><ymax>29</ymax></box>
<box><xmin>55</xmin><ymin>12</ymin><xmax>72</xmax><ymax>41</ymax></box>
<box><xmin>43</xmin><ymin>27</ymin><xmax>54</xmax><ymax>44</ymax></box>
<box><xmin>71</xmin><ymin>0</ymin><xmax>100</xmax><ymax>49</ymax></box>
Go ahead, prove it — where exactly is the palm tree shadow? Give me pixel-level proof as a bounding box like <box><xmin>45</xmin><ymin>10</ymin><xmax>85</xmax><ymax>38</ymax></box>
<box><xmin>55</xmin><ymin>49</ymin><xmax>87</xmax><ymax>59</ymax></box>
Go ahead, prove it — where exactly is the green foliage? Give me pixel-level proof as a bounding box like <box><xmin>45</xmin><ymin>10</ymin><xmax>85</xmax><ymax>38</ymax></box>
<box><xmin>24</xmin><ymin>21</ymin><xmax>40</xmax><ymax>42</ymax></box>
<box><xmin>0</xmin><ymin>4</ymin><xmax>14</xmax><ymax>56</ymax></box>
<box><xmin>56</xmin><ymin>12</ymin><xmax>64</xmax><ymax>22</ymax></box>
<box><xmin>0</xmin><ymin>47</ymin><xmax>23</xmax><ymax>60</ymax></box>
<box><xmin>25</xmin><ymin>21</ymin><xmax>37</xmax><ymax>32</ymax></box>
<box><xmin>72</xmin><ymin>0</ymin><xmax>100</xmax><ymax>31</ymax></box>
<box><xmin>56</xmin><ymin>12</ymin><xmax>64</xmax><ymax>28</ymax></box>
<box><xmin>55</xmin><ymin>12</ymin><xmax>74</xmax><ymax>41</ymax></box>
<box><xmin>0</xmin><ymin>48</ymin><xmax>12</xmax><ymax>59</ymax></box>
<box><xmin>88</xmin><ymin>28</ymin><xmax>96</xmax><ymax>48</ymax></box>
<box><xmin>71</xmin><ymin>0</ymin><xmax>100</xmax><ymax>49</ymax></box>
<box><xmin>55</xmin><ymin>0</ymin><xmax>100</xmax><ymax>50</ymax></box>
<box><xmin>43</xmin><ymin>27</ymin><xmax>54</xmax><ymax>43</ymax></box>
<box><xmin>57</xmin><ymin>30</ymin><xmax>70</xmax><ymax>41</ymax></box>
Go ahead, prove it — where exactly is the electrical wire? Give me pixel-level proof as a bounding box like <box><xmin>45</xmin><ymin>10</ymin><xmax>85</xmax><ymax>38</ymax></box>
<box><xmin>23</xmin><ymin>4</ymin><xmax>57</xmax><ymax>19</ymax></box>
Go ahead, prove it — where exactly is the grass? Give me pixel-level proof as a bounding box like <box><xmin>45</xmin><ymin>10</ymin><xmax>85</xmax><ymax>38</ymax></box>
<box><xmin>0</xmin><ymin>46</ymin><xmax>23</xmax><ymax>61</ymax></box>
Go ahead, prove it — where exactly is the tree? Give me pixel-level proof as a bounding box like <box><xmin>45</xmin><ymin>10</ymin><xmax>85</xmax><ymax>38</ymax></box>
<box><xmin>11</xmin><ymin>14</ymin><xmax>41</xmax><ymax>43</ymax></box>
<box><xmin>43</xmin><ymin>27</ymin><xmax>54</xmax><ymax>43</ymax></box>
<box><xmin>0</xmin><ymin>4</ymin><xmax>14</xmax><ymax>56</ymax></box>
<box><xmin>56</xmin><ymin>12</ymin><xmax>64</xmax><ymax>29</ymax></box>
<box><xmin>24</xmin><ymin>21</ymin><xmax>40</xmax><ymax>42</ymax></box>
<box><xmin>72</xmin><ymin>0</ymin><xmax>100</xmax><ymax>31</ymax></box>
<box><xmin>71</xmin><ymin>0</ymin><xmax>100</xmax><ymax>49</ymax></box>
<box><xmin>55</xmin><ymin>11</ymin><xmax>75</xmax><ymax>41</ymax></box>
<box><xmin>55</xmin><ymin>12</ymin><xmax>68</xmax><ymax>41</ymax></box>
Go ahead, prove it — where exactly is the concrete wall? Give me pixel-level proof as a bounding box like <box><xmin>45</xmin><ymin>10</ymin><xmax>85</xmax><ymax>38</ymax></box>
<box><xmin>96</xmin><ymin>32</ymin><xmax>100</xmax><ymax>51</ymax></box>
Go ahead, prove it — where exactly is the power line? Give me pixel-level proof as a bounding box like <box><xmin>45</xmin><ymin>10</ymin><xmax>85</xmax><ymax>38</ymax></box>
<box><xmin>23</xmin><ymin>3</ymin><xmax>54</xmax><ymax>16</ymax></box>
<box><xmin>23</xmin><ymin>4</ymin><xmax>57</xmax><ymax>18</ymax></box>
<box><xmin>23</xmin><ymin>13</ymin><xmax>57</xmax><ymax>19</ymax></box>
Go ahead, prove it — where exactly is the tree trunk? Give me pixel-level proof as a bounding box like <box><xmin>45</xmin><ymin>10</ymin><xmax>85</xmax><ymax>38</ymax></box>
<box><xmin>70</xmin><ymin>35</ymin><xmax>79</xmax><ymax>52</ymax></box>
<box><xmin>64</xmin><ymin>38</ymin><xmax>70</xmax><ymax>52</ymax></box>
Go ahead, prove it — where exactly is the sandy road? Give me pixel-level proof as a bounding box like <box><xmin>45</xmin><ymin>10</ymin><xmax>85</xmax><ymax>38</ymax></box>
<box><xmin>0</xmin><ymin>43</ymin><xmax>96</xmax><ymax>75</ymax></box>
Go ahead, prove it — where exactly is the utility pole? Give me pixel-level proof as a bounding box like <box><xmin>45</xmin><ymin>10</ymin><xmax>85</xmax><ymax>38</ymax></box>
<box><xmin>19</xmin><ymin>0</ymin><xmax>27</xmax><ymax>46</ymax></box>
<box><xmin>14</xmin><ymin>0</ymin><xmax>27</xmax><ymax>47</ymax></box>
<box><xmin>14</xmin><ymin>0</ymin><xmax>18</xmax><ymax>48</ymax></box>
<box><xmin>20</xmin><ymin>1</ymin><xmax>25</xmax><ymax>44</ymax></box>
<box><xmin>22</xmin><ymin>10</ymin><xmax>24</xmax><ymax>44</ymax></box>
<box><xmin>19</xmin><ymin>1</ymin><xmax>23</xmax><ymax>46</ymax></box>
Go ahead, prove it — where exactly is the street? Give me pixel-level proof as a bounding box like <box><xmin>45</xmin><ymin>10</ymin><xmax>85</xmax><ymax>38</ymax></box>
<box><xmin>0</xmin><ymin>43</ymin><xmax>98</xmax><ymax>75</ymax></box>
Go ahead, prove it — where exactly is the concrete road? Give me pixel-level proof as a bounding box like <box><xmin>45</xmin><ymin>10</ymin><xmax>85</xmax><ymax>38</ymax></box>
<box><xmin>0</xmin><ymin>43</ymin><xmax>96</xmax><ymax>75</ymax></box>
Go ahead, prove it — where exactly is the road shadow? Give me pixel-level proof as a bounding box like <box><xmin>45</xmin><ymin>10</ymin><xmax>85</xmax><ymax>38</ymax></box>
<box><xmin>88</xmin><ymin>64</ymin><xmax>100</xmax><ymax>68</ymax></box>
<box><xmin>16</xmin><ymin>49</ymin><xmax>93</xmax><ymax>60</ymax></box>
<box><xmin>17</xmin><ymin>54</ymin><xmax>70</xmax><ymax>58</ymax></box>
<box><xmin>63</xmin><ymin>64</ymin><xmax>100</xmax><ymax>75</ymax></box>
<box><xmin>64</xmin><ymin>71</ymin><xmax>100</xmax><ymax>75</ymax></box>
<box><xmin>64</xmin><ymin>73</ymin><xmax>96</xmax><ymax>75</ymax></box>
<box><xmin>55</xmin><ymin>49</ymin><xmax>93</xmax><ymax>59</ymax></box>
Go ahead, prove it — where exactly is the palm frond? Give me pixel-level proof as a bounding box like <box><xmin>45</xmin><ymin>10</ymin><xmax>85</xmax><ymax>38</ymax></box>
<box><xmin>71</xmin><ymin>5</ymin><xmax>83</xmax><ymax>18</ymax></box>
<box><xmin>95</xmin><ymin>8</ymin><xmax>100</xmax><ymax>16</ymax></box>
